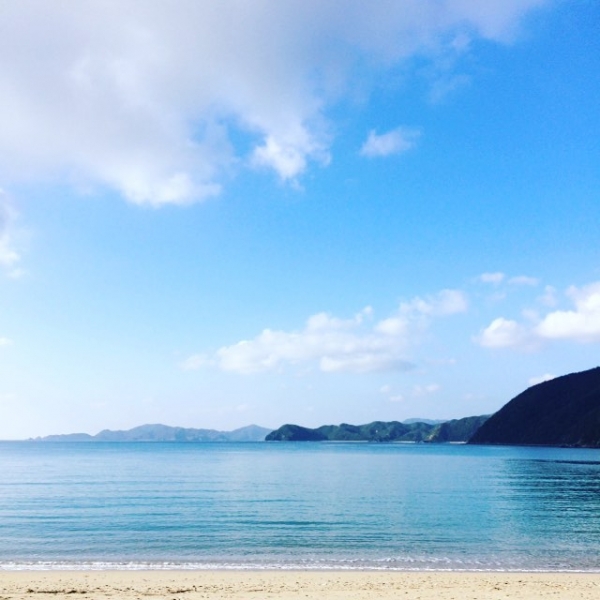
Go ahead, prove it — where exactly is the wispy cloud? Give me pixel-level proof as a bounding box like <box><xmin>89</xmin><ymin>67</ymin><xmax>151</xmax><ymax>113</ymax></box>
<box><xmin>508</xmin><ymin>275</ymin><xmax>539</xmax><ymax>286</ymax></box>
<box><xmin>184</xmin><ymin>289</ymin><xmax>467</xmax><ymax>375</ymax></box>
<box><xmin>0</xmin><ymin>1</ymin><xmax>551</xmax><ymax>206</ymax></box>
<box><xmin>477</xmin><ymin>272</ymin><xmax>539</xmax><ymax>297</ymax></box>
<box><xmin>412</xmin><ymin>383</ymin><xmax>441</xmax><ymax>397</ymax></box>
<box><xmin>360</xmin><ymin>127</ymin><xmax>421</xmax><ymax>158</ymax></box>
<box><xmin>538</xmin><ymin>285</ymin><xmax>558</xmax><ymax>307</ymax></box>
<box><xmin>478</xmin><ymin>272</ymin><xmax>505</xmax><ymax>285</ymax></box>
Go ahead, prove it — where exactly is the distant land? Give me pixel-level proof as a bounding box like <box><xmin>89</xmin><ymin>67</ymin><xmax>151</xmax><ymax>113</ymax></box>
<box><xmin>469</xmin><ymin>366</ymin><xmax>600</xmax><ymax>447</ymax></box>
<box><xmin>265</xmin><ymin>416</ymin><xmax>489</xmax><ymax>443</ymax></box>
<box><xmin>31</xmin><ymin>418</ymin><xmax>486</xmax><ymax>444</ymax></box>
<box><xmin>33</xmin><ymin>423</ymin><xmax>273</xmax><ymax>443</ymax></box>
<box><xmin>267</xmin><ymin>367</ymin><xmax>600</xmax><ymax>447</ymax></box>
<box><xmin>29</xmin><ymin>367</ymin><xmax>600</xmax><ymax>447</ymax></box>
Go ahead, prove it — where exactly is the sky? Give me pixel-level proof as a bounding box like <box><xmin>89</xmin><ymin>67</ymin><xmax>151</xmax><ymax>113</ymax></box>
<box><xmin>1</xmin><ymin>0</ymin><xmax>599</xmax><ymax>439</ymax></box>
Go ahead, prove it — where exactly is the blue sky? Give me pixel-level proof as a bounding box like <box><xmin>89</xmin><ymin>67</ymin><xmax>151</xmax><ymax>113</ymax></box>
<box><xmin>1</xmin><ymin>0</ymin><xmax>599</xmax><ymax>439</ymax></box>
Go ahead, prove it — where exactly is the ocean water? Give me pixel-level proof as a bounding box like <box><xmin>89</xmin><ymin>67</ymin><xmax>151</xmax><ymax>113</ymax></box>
<box><xmin>1</xmin><ymin>441</ymin><xmax>599</xmax><ymax>572</ymax></box>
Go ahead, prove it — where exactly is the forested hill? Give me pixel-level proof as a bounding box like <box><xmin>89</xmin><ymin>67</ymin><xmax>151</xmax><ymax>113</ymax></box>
<box><xmin>266</xmin><ymin>416</ymin><xmax>489</xmax><ymax>443</ymax></box>
<box><xmin>469</xmin><ymin>367</ymin><xmax>600</xmax><ymax>448</ymax></box>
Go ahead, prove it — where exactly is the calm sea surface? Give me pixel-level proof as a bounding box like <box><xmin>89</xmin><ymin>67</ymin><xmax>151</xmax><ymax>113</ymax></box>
<box><xmin>1</xmin><ymin>441</ymin><xmax>599</xmax><ymax>571</ymax></box>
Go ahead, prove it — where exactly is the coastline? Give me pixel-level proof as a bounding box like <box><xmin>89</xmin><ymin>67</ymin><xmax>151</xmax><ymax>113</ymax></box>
<box><xmin>1</xmin><ymin>570</ymin><xmax>599</xmax><ymax>599</ymax></box>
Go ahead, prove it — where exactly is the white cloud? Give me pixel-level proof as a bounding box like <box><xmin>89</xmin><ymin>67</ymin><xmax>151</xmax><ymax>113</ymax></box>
<box><xmin>0</xmin><ymin>1</ymin><xmax>550</xmax><ymax>206</ymax></box>
<box><xmin>476</xmin><ymin>317</ymin><xmax>531</xmax><ymax>349</ymax></box>
<box><xmin>252</xmin><ymin>131</ymin><xmax>330</xmax><ymax>181</ymax></box>
<box><xmin>479</xmin><ymin>272</ymin><xmax>505</xmax><ymax>284</ymax></box>
<box><xmin>535</xmin><ymin>282</ymin><xmax>600</xmax><ymax>343</ymax></box>
<box><xmin>376</xmin><ymin>289</ymin><xmax>468</xmax><ymax>337</ymax></box>
<box><xmin>185</xmin><ymin>289</ymin><xmax>467</xmax><ymax>375</ymax></box>
<box><xmin>190</xmin><ymin>308</ymin><xmax>413</xmax><ymax>375</ymax></box>
<box><xmin>0</xmin><ymin>191</ymin><xmax>22</xmax><ymax>277</ymax></box>
<box><xmin>0</xmin><ymin>337</ymin><xmax>13</xmax><ymax>347</ymax></box>
<box><xmin>528</xmin><ymin>373</ymin><xmax>555</xmax><ymax>386</ymax></box>
<box><xmin>477</xmin><ymin>281</ymin><xmax>600</xmax><ymax>349</ymax></box>
<box><xmin>360</xmin><ymin>127</ymin><xmax>421</xmax><ymax>158</ymax></box>
<box><xmin>400</xmin><ymin>288</ymin><xmax>469</xmax><ymax>317</ymax></box>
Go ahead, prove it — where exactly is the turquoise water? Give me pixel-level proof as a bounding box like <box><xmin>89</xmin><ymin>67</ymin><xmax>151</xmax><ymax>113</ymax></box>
<box><xmin>1</xmin><ymin>441</ymin><xmax>599</xmax><ymax>571</ymax></box>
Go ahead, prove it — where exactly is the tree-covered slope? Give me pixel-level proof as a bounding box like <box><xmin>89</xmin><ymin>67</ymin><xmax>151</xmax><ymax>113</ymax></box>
<box><xmin>469</xmin><ymin>367</ymin><xmax>600</xmax><ymax>447</ymax></box>
<box><xmin>426</xmin><ymin>415</ymin><xmax>490</xmax><ymax>442</ymax></box>
<box><xmin>266</xmin><ymin>417</ymin><xmax>487</xmax><ymax>443</ymax></box>
<box><xmin>265</xmin><ymin>424</ymin><xmax>328</xmax><ymax>441</ymax></box>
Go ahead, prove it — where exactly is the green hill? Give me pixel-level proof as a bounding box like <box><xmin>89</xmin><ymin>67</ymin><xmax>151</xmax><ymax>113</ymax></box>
<box><xmin>266</xmin><ymin>416</ymin><xmax>487</xmax><ymax>443</ymax></box>
<box><xmin>469</xmin><ymin>367</ymin><xmax>600</xmax><ymax>447</ymax></box>
<box><xmin>427</xmin><ymin>415</ymin><xmax>490</xmax><ymax>442</ymax></box>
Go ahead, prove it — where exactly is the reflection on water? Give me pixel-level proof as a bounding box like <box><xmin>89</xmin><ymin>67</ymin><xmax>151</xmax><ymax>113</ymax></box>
<box><xmin>0</xmin><ymin>442</ymin><xmax>599</xmax><ymax>571</ymax></box>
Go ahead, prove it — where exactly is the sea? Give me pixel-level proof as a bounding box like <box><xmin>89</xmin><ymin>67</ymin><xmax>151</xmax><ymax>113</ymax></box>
<box><xmin>1</xmin><ymin>441</ymin><xmax>599</xmax><ymax>572</ymax></box>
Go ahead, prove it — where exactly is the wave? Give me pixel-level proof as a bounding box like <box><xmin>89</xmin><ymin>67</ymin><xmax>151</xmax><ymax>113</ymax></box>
<box><xmin>2</xmin><ymin>559</ymin><xmax>599</xmax><ymax>573</ymax></box>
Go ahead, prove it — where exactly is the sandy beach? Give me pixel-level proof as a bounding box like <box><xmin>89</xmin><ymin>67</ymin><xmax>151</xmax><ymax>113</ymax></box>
<box><xmin>1</xmin><ymin>570</ymin><xmax>599</xmax><ymax>600</ymax></box>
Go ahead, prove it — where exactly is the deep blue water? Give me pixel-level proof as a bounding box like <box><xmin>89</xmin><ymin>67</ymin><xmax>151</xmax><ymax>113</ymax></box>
<box><xmin>1</xmin><ymin>441</ymin><xmax>599</xmax><ymax>571</ymax></box>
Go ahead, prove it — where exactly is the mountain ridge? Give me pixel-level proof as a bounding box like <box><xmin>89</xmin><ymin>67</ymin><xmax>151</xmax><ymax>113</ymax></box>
<box><xmin>266</xmin><ymin>416</ymin><xmax>489</xmax><ymax>443</ymax></box>
<box><xmin>32</xmin><ymin>423</ymin><xmax>273</xmax><ymax>443</ymax></box>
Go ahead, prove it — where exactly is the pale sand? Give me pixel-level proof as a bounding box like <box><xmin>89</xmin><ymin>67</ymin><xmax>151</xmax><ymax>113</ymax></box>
<box><xmin>1</xmin><ymin>571</ymin><xmax>599</xmax><ymax>600</ymax></box>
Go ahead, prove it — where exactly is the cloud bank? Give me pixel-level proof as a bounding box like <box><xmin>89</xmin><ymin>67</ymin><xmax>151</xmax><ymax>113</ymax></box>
<box><xmin>184</xmin><ymin>289</ymin><xmax>468</xmax><ymax>374</ymax></box>
<box><xmin>0</xmin><ymin>0</ymin><xmax>549</xmax><ymax>206</ymax></box>
<box><xmin>219</xmin><ymin>274</ymin><xmax>600</xmax><ymax>365</ymax></box>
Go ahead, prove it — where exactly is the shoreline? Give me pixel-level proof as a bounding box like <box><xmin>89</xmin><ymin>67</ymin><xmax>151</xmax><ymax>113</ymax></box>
<box><xmin>2</xmin><ymin>565</ymin><xmax>600</xmax><ymax>573</ymax></box>
<box><xmin>1</xmin><ymin>570</ymin><xmax>599</xmax><ymax>599</ymax></box>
